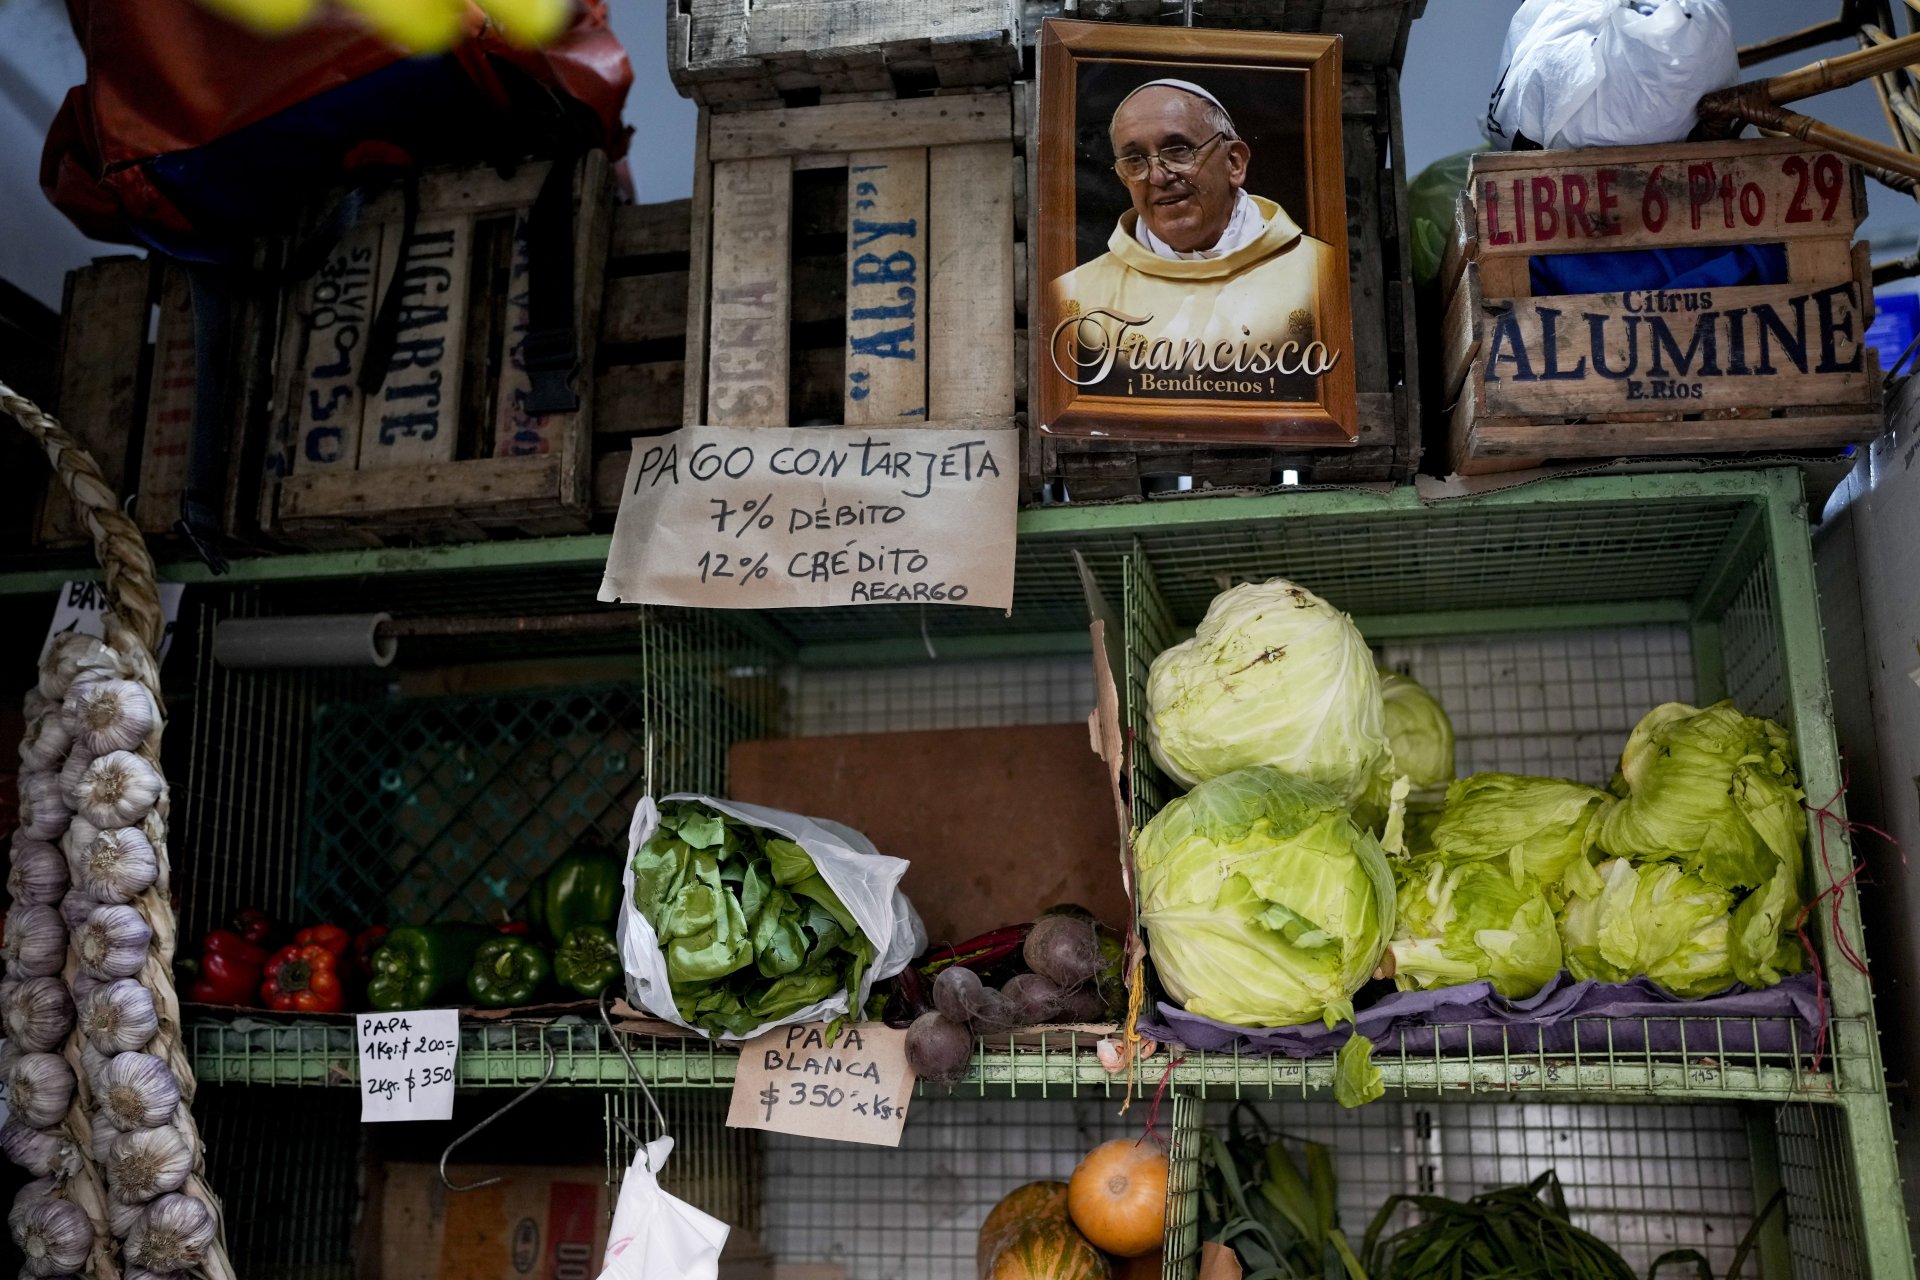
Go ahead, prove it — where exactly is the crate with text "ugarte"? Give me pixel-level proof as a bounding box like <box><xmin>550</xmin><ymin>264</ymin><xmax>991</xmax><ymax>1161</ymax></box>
<box><xmin>1441</xmin><ymin>138</ymin><xmax>1882</xmax><ymax>475</ymax></box>
<box><xmin>256</xmin><ymin>153</ymin><xmax>612</xmax><ymax>547</ymax></box>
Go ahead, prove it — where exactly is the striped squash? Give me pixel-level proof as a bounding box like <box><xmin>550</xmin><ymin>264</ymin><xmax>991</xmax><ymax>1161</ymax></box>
<box><xmin>988</xmin><ymin>1222</ymin><xmax>1113</xmax><ymax>1280</ymax></box>
<box><xmin>977</xmin><ymin>1182</ymin><xmax>1069</xmax><ymax>1280</ymax></box>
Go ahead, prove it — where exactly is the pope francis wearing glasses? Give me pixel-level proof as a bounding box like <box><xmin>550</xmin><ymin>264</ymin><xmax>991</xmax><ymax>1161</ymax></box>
<box><xmin>1047</xmin><ymin>79</ymin><xmax>1339</xmax><ymax>394</ymax></box>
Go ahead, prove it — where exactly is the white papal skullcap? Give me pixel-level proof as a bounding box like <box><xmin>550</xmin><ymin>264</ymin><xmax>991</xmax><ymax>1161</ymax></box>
<box><xmin>1114</xmin><ymin>78</ymin><xmax>1236</xmax><ymax>129</ymax></box>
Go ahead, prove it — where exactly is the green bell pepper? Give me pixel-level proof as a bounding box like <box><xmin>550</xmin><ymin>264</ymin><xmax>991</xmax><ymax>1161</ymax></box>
<box><xmin>552</xmin><ymin>924</ymin><xmax>621</xmax><ymax>998</ymax></box>
<box><xmin>365</xmin><ymin>923</ymin><xmax>494</xmax><ymax>1012</ymax></box>
<box><xmin>465</xmin><ymin>937</ymin><xmax>551</xmax><ymax>1009</ymax></box>
<box><xmin>527</xmin><ymin>847</ymin><xmax>624</xmax><ymax>943</ymax></box>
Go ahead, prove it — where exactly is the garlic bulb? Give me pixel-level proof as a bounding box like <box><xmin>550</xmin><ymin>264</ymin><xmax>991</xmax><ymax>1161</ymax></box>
<box><xmin>106</xmin><ymin>1126</ymin><xmax>191</xmax><ymax>1203</ymax></box>
<box><xmin>67</xmin><ymin>973</ymin><xmax>101</xmax><ymax>1007</ymax></box>
<box><xmin>16</xmin><ymin>715</ymin><xmax>71</xmax><ymax>774</ymax></box>
<box><xmin>55</xmin><ymin>748</ymin><xmax>96</xmax><ymax>809</ymax></box>
<box><xmin>2</xmin><ymin>906</ymin><xmax>66</xmax><ymax>980</ymax></box>
<box><xmin>0</xmin><ymin>1120</ymin><xmax>79</xmax><ymax>1180</ymax></box>
<box><xmin>57</xmin><ymin>889</ymin><xmax>101</xmax><ymax>934</ymax></box>
<box><xmin>15</xmin><ymin>774</ymin><xmax>69</xmax><ymax>843</ymax></box>
<box><xmin>10</xmin><ymin>1192</ymin><xmax>92</xmax><ymax>1276</ymax></box>
<box><xmin>89</xmin><ymin>1110</ymin><xmax>122</xmax><ymax>1166</ymax></box>
<box><xmin>76</xmin><ymin>904</ymin><xmax>151</xmax><ymax>981</ymax></box>
<box><xmin>1</xmin><ymin>979</ymin><xmax>73</xmax><ymax>1052</ymax></box>
<box><xmin>8</xmin><ymin>1179</ymin><xmax>55</xmax><ymax>1225</ymax></box>
<box><xmin>22</xmin><ymin>688</ymin><xmax>52</xmax><ymax>721</ymax></box>
<box><xmin>80</xmin><ymin>1041</ymin><xmax>112</xmax><ymax>1095</ymax></box>
<box><xmin>107</xmin><ymin>1193</ymin><xmax>145</xmax><ymax>1239</ymax></box>
<box><xmin>78</xmin><ymin>980</ymin><xmax>159</xmax><ymax>1055</ymax></box>
<box><xmin>63</xmin><ymin>680</ymin><xmax>155</xmax><ymax>757</ymax></box>
<box><xmin>97</xmin><ymin>1054</ymin><xmax>178</xmax><ymax>1131</ymax></box>
<box><xmin>125</xmin><ymin>1195</ymin><xmax>214</xmax><ymax>1274</ymax></box>
<box><xmin>5</xmin><ymin>843</ymin><xmax>67</xmax><ymax>907</ymax></box>
<box><xmin>5</xmin><ymin>1055</ymin><xmax>75</xmax><ymax>1130</ymax></box>
<box><xmin>71</xmin><ymin>751</ymin><xmax>162</xmax><ymax>829</ymax></box>
<box><xmin>125</xmin><ymin>1270</ymin><xmax>188</xmax><ymax>1280</ymax></box>
<box><xmin>71</xmin><ymin>826</ymin><xmax>156</xmax><ymax>904</ymax></box>
<box><xmin>38</xmin><ymin>633</ymin><xmax>118</xmax><ymax>700</ymax></box>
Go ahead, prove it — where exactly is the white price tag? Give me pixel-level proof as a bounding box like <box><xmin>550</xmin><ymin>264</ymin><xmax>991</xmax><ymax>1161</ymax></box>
<box><xmin>726</xmin><ymin>1022</ymin><xmax>916</xmax><ymax>1147</ymax></box>
<box><xmin>42</xmin><ymin>580</ymin><xmax>186</xmax><ymax>665</ymax></box>
<box><xmin>356</xmin><ymin>1009</ymin><xmax>458</xmax><ymax>1122</ymax></box>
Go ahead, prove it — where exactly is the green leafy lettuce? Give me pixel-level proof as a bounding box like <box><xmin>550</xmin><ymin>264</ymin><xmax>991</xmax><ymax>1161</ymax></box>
<box><xmin>1379</xmin><ymin>670</ymin><xmax>1455</xmax><ymax>803</ymax></box>
<box><xmin>1146</xmin><ymin>579</ymin><xmax>1392</xmax><ymax>804</ymax></box>
<box><xmin>1135</xmin><ymin>767</ymin><xmax>1394</xmax><ymax>1030</ymax></box>
<box><xmin>1387</xmin><ymin>858</ymin><xmax>1562</xmax><ymax>998</ymax></box>
<box><xmin>1558</xmin><ymin>858</ymin><xmax>1739</xmax><ymax>999</ymax></box>
<box><xmin>1427</xmin><ymin>773</ymin><xmax>1614</xmax><ymax>901</ymax></box>
<box><xmin>1599</xmin><ymin>700</ymin><xmax>1806</xmax><ymax>895</ymax></box>
<box><xmin>631</xmin><ymin>801</ymin><xmax>875</xmax><ymax>1036</ymax></box>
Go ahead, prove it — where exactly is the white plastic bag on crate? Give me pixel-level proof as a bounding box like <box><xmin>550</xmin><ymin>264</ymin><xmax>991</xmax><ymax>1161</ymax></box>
<box><xmin>597</xmin><ymin>1136</ymin><xmax>729</xmax><ymax>1280</ymax></box>
<box><xmin>618</xmin><ymin>793</ymin><xmax>926</xmax><ymax>1040</ymax></box>
<box><xmin>1484</xmin><ymin>0</ymin><xmax>1738</xmax><ymax>150</ymax></box>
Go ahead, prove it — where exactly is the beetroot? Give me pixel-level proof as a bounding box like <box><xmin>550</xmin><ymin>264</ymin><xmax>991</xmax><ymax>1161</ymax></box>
<box><xmin>1024</xmin><ymin>914</ymin><xmax>1106</xmax><ymax>989</ymax></box>
<box><xmin>967</xmin><ymin>986</ymin><xmax>1023</xmax><ymax>1035</ymax></box>
<box><xmin>932</xmin><ymin>965</ymin><xmax>983</xmax><ymax>1025</ymax></box>
<box><xmin>905</xmin><ymin>1011</ymin><xmax>973</xmax><ymax>1085</ymax></box>
<box><xmin>1056</xmin><ymin>984</ymin><xmax>1109</xmax><ymax>1024</ymax></box>
<box><xmin>1003</xmin><ymin>972</ymin><xmax>1065</xmax><ymax>1024</ymax></box>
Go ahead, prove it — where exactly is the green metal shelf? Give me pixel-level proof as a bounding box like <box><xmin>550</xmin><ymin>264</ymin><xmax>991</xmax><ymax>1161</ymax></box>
<box><xmin>185</xmin><ymin>1011</ymin><xmax>1874</xmax><ymax>1105</ymax></box>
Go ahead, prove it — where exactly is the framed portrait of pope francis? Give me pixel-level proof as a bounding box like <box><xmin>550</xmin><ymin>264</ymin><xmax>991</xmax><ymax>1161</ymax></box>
<box><xmin>1035</xmin><ymin>20</ymin><xmax>1358</xmax><ymax>446</ymax></box>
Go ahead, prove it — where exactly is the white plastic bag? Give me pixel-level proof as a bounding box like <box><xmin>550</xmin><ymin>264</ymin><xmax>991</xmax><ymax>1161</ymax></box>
<box><xmin>1485</xmin><ymin>0</ymin><xmax>1738</xmax><ymax>150</ymax></box>
<box><xmin>618</xmin><ymin>793</ymin><xmax>926</xmax><ymax>1041</ymax></box>
<box><xmin>597</xmin><ymin>1137</ymin><xmax>729</xmax><ymax>1280</ymax></box>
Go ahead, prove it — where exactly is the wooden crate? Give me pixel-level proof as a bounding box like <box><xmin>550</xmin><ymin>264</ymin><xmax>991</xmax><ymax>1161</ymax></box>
<box><xmin>590</xmin><ymin>200</ymin><xmax>695</xmax><ymax>515</ymax></box>
<box><xmin>1028</xmin><ymin>68</ymin><xmax>1420</xmax><ymax>501</ymax></box>
<box><xmin>665</xmin><ymin>90</ymin><xmax>1022</xmax><ymax>436</ymax></box>
<box><xmin>32</xmin><ymin>257</ymin><xmax>211</xmax><ymax>548</ymax></box>
<box><xmin>1045</xmin><ymin>0</ymin><xmax>1425</xmax><ymax>69</ymax></box>
<box><xmin>1441</xmin><ymin>139</ymin><xmax>1883</xmax><ymax>476</ymax></box>
<box><xmin>257</xmin><ymin>153</ymin><xmax>612</xmax><ymax>546</ymax></box>
<box><xmin>669</xmin><ymin>0</ymin><xmax>1021</xmax><ymax>108</ymax></box>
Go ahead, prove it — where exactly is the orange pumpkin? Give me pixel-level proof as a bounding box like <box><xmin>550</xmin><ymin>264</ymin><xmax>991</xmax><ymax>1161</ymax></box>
<box><xmin>1113</xmin><ymin>1249</ymin><xmax>1164</xmax><ymax>1279</ymax></box>
<box><xmin>989</xmin><ymin>1222</ymin><xmax>1113</xmax><ymax>1280</ymax></box>
<box><xmin>1067</xmin><ymin>1138</ymin><xmax>1169</xmax><ymax>1258</ymax></box>
<box><xmin>978</xmin><ymin>1182</ymin><xmax>1070</xmax><ymax>1279</ymax></box>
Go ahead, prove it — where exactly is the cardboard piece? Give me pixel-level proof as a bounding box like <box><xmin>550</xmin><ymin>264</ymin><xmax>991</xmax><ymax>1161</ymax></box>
<box><xmin>379</xmin><ymin>1163</ymin><xmax>609</xmax><ymax>1280</ymax></box>
<box><xmin>728</xmin><ymin>724</ymin><xmax>1131</xmax><ymax>946</ymax></box>
<box><xmin>1199</xmin><ymin>1241</ymin><xmax>1244</xmax><ymax>1280</ymax></box>
<box><xmin>597</xmin><ymin>423</ymin><xmax>1018</xmax><ymax>610</ymax></box>
<box><xmin>726</xmin><ymin>1022</ymin><xmax>915</xmax><ymax>1147</ymax></box>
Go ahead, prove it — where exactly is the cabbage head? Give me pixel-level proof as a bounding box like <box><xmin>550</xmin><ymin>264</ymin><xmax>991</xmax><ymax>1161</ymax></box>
<box><xmin>1146</xmin><ymin>580</ymin><xmax>1390</xmax><ymax>802</ymax></box>
<box><xmin>1559</xmin><ymin>858</ymin><xmax>1737</xmax><ymax>999</ymax></box>
<box><xmin>1599</xmin><ymin>701</ymin><xmax>1806</xmax><ymax>894</ymax></box>
<box><xmin>1135</xmin><ymin>767</ymin><xmax>1394</xmax><ymax>1028</ymax></box>
<box><xmin>1380</xmin><ymin>670</ymin><xmax>1455</xmax><ymax>801</ymax></box>
<box><xmin>1428</xmin><ymin>773</ymin><xmax>1613</xmax><ymax>900</ymax></box>
<box><xmin>1388</xmin><ymin>858</ymin><xmax>1561</xmax><ymax>998</ymax></box>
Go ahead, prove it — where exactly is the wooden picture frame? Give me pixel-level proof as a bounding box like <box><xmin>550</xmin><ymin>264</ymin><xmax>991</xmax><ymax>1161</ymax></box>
<box><xmin>1035</xmin><ymin>20</ymin><xmax>1357</xmax><ymax>446</ymax></box>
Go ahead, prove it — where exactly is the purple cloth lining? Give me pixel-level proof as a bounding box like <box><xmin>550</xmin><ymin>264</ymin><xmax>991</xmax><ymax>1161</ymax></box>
<box><xmin>1137</xmin><ymin>972</ymin><xmax>1824</xmax><ymax>1059</ymax></box>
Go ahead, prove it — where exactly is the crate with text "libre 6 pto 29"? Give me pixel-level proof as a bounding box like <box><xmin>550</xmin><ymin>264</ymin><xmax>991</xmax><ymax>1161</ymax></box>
<box><xmin>1440</xmin><ymin>139</ymin><xmax>1885</xmax><ymax>475</ymax></box>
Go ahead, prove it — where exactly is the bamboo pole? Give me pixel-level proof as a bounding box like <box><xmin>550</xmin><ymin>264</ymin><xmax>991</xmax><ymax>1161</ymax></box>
<box><xmin>1699</xmin><ymin>93</ymin><xmax>1920</xmax><ymax>183</ymax></box>
<box><xmin>1739</xmin><ymin>17</ymin><xmax>1853</xmax><ymax>69</ymax></box>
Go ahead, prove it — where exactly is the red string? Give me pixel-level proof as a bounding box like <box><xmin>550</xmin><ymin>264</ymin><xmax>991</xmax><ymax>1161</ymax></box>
<box><xmin>1794</xmin><ymin>761</ymin><xmax>1899</xmax><ymax>1071</ymax></box>
<box><xmin>1139</xmin><ymin>1053</ymin><xmax>1186</xmax><ymax>1147</ymax></box>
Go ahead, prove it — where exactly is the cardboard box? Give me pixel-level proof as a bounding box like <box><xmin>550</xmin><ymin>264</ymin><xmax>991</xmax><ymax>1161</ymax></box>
<box><xmin>380</xmin><ymin>1164</ymin><xmax>608</xmax><ymax>1280</ymax></box>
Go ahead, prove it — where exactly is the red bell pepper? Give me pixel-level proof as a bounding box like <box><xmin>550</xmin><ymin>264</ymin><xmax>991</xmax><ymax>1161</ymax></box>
<box><xmin>188</xmin><ymin>930</ymin><xmax>268</xmax><ymax>1005</ymax></box>
<box><xmin>294</xmin><ymin>923</ymin><xmax>351</xmax><ymax>961</ymax></box>
<box><xmin>230</xmin><ymin>908</ymin><xmax>280</xmax><ymax>948</ymax></box>
<box><xmin>260</xmin><ymin>943</ymin><xmax>345</xmax><ymax>1013</ymax></box>
<box><xmin>494</xmin><ymin>920</ymin><xmax>531</xmax><ymax>936</ymax></box>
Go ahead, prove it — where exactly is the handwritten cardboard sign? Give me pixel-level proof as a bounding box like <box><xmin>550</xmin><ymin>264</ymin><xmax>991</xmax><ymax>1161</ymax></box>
<box><xmin>43</xmin><ymin>580</ymin><xmax>186</xmax><ymax>666</ymax></box>
<box><xmin>356</xmin><ymin>1009</ymin><xmax>458</xmax><ymax>1122</ymax></box>
<box><xmin>725</xmin><ymin>1022</ymin><xmax>916</xmax><ymax>1147</ymax></box>
<box><xmin>597</xmin><ymin>425</ymin><xmax>1017</xmax><ymax>610</ymax></box>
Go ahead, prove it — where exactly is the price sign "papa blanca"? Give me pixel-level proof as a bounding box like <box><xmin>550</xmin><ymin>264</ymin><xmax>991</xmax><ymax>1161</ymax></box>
<box><xmin>726</xmin><ymin>1022</ymin><xmax>916</xmax><ymax>1147</ymax></box>
<box><xmin>598</xmin><ymin>425</ymin><xmax>1017</xmax><ymax>611</ymax></box>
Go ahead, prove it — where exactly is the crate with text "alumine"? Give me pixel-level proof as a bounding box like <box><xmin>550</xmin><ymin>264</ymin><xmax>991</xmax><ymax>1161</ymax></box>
<box><xmin>1440</xmin><ymin>139</ymin><xmax>1882</xmax><ymax>475</ymax></box>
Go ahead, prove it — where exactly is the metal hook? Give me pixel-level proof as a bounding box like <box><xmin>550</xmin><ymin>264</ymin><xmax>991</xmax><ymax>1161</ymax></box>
<box><xmin>439</xmin><ymin>1036</ymin><xmax>559</xmax><ymax>1192</ymax></box>
<box><xmin>600</xmin><ymin>985</ymin><xmax>669</xmax><ymax>1170</ymax></box>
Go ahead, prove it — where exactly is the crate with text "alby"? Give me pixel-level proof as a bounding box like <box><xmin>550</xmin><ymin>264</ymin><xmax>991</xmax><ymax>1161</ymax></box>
<box><xmin>1441</xmin><ymin>139</ymin><xmax>1883</xmax><ymax>475</ymax></box>
<box><xmin>671</xmin><ymin>90</ymin><xmax>1022</xmax><ymax>447</ymax></box>
<box><xmin>258</xmin><ymin>153</ymin><xmax>611</xmax><ymax>547</ymax></box>
<box><xmin>668</xmin><ymin>0</ymin><xmax>1021</xmax><ymax>109</ymax></box>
